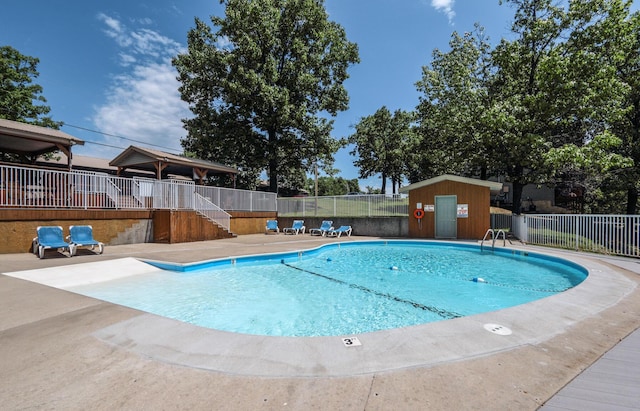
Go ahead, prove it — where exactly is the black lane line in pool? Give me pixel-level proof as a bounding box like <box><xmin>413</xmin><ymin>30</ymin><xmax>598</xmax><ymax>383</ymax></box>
<box><xmin>280</xmin><ymin>260</ymin><xmax>462</xmax><ymax>320</ymax></box>
<box><xmin>467</xmin><ymin>278</ymin><xmax>570</xmax><ymax>293</ymax></box>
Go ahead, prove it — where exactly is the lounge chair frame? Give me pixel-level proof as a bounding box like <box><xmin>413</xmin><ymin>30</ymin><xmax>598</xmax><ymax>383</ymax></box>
<box><xmin>32</xmin><ymin>225</ymin><xmax>75</xmax><ymax>259</ymax></box>
<box><xmin>68</xmin><ymin>225</ymin><xmax>104</xmax><ymax>256</ymax></box>
<box><xmin>309</xmin><ymin>220</ymin><xmax>334</xmax><ymax>236</ymax></box>
<box><xmin>265</xmin><ymin>219</ymin><xmax>279</xmax><ymax>234</ymax></box>
<box><xmin>327</xmin><ymin>225</ymin><xmax>352</xmax><ymax>238</ymax></box>
<box><xmin>283</xmin><ymin>220</ymin><xmax>306</xmax><ymax>235</ymax></box>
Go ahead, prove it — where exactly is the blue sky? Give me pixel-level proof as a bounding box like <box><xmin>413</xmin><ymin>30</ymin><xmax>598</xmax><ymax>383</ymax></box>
<box><xmin>2</xmin><ymin>0</ymin><xmax>618</xmax><ymax>190</ymax></box>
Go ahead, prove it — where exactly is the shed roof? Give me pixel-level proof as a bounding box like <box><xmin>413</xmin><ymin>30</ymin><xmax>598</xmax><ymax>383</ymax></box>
<box><xmin>0</xmin><ymin>118</ymin><xmax>84</xmax><ymax>162</ymax></box>
<box><xmin>399</xmin><ymin>174</ymin><xmax>503</xmax><ymax>193</ymax></box>
<box><xmin>109</xmin><ymin>145</ymin><xmax>238</xmax><ymax>181</ymax></box>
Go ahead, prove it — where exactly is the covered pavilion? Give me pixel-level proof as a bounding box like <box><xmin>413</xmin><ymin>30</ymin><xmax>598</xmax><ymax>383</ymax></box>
<box><xmin>109</xmin><ymin>145</ymin><xmax>238</xmax><ymax>185</ymax></box>
<box><xmin>0</xmin><ymin>118</ymin><xmax>84</xmax><ymax>170</ymax></box>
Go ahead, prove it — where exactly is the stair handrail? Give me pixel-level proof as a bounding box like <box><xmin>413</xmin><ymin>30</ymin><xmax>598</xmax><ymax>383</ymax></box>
<box><xmin>131</xmin><ymin>178</ymin><xmax>145</xmax><ymax>208</ymax></box>
<box><xmin>194</xmin><ymin>192</ymin><xmax>231</xmax><ymax>232</ymax></box>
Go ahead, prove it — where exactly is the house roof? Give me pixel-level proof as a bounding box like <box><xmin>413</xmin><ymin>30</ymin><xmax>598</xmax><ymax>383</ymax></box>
<box><xmin>0</xmin><ymin>118</ymin><xmax>84</xmax><ymax>158</ymax></box>
<box><xmin>40</xmin><ymin>154</ymin><xmax>114</xmax><ymax>170</ymax></box>
<box><xmin>37</xmin><ymin>154</ymin><xmax>154</xmax><ymax>176</ymax></box>
<box><xmin>399</xmin><ymin>174</ymin><xmax>503</xmax><ymax>193</ymax></box>
<box><xmin>108</xmin><ymin>145</ymin><xmax>238</xmax><ymax>180</ymax></box>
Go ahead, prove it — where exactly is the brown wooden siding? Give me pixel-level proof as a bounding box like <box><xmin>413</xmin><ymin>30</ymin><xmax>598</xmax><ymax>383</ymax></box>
<box><xmin>152</xmin><ymin>210</ymin><xmax>235</xmax><ymax>243</ymax></box>
<box><xmin>408</xmin><ymin>180</ymin><xmax>491</xmax><ymax>240</ymax></box>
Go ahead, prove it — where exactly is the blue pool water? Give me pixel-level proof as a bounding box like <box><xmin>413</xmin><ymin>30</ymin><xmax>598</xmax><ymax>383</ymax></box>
<box><xmin>69</xmin><ymin>241</ymin><xmax>587</xmax><ymax>337</ymax></box>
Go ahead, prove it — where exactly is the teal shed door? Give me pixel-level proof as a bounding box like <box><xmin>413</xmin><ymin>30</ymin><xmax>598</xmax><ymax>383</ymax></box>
<box><xmin>435</xmin><ymin>195</ymin><xmax>457</xmax><ymax>239</ymax></box>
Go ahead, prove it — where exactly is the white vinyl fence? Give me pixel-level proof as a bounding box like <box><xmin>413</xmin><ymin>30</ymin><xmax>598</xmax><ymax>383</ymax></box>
<box><xmin>277</xmin><ymin>194</ymin><xmax>408</xmax><ymax>217</ymax></box>
<box><xmin>195</xmin><ymin>186</ymin><xmax>277</xmax><ymax>211</ymax></box>
<box><xmin>1</xmin><ymin>164</ymin><xmax>278</xmax><ymax>231</ymax></box>
<box><xmin>513</xmin><ymin>214</ymin><xmax>640</xmax><ymax>258</ymax></box>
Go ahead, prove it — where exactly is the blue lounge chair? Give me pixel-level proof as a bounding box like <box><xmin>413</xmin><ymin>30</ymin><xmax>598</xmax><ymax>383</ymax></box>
<box><xmin>309</xmin><ymin>220</ymin><xmax>334</xmax><ymax>236</ymax></box>
<box><xmin>266</xmin><ymin>219</ymin><xmax>279</xmax><ymax>234</ymax></box>
<box><xmin>283</xmin><ymin>220</ymin><xmax>306</xmax><ymax>235</ymax></box>
<box><xmin>32</xmin><ymin>225</ymin><xmax>74</xmax><ymax>259</ymax></box>
<box><xmin>68</xmin><ymin>225</ymin><xmax>104</xmax><ymax>256</ymax></box>
<box><xmin>327</xmin><ymin>225</ymin><xmax>352</xmax><ymax>238</ymax></box>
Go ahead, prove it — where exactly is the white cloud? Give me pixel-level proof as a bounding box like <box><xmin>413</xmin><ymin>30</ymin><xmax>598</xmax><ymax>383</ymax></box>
<box><xmin>93</xmin><ymin>14</ymin><xmax>190</xmax><ymax>155</ymax></box>
<box><xmin>97</xmin><ymin>13</ymin><xmax>183</xmax><ymax>66</ymax></box>
<box><xmin>431</xmin><ymin>0</ymin><xmax>455</xmax><ymax>22</ymax></box>
<box><xmin>94</xmin><ymin>62</ymin><xmax>189</xmax><ymax>153</ymax></box>
<box><xmin>98</xmin><ymin>13</ymin><xmax>132</xmax><ymax>48</ymax></box>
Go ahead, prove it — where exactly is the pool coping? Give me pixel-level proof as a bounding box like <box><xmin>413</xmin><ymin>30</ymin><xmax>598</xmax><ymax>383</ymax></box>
<box><xmin>4</xmin><ymin>241</ymin><xmax>636</xmax><ymax>377</ymax></box>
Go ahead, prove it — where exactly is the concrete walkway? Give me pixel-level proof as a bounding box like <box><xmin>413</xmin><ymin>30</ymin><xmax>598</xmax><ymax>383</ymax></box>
<box><xmin>1</xmin><ymin>235</ymin><xmax>639</xmax><ymax>410</ymax></box>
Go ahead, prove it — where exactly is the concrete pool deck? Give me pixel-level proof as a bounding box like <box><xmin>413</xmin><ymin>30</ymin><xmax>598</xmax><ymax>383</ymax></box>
<box><xmin>1</xmin><ymin>235</ymin><xmax>639</xmax><ymax>410</ymax></box>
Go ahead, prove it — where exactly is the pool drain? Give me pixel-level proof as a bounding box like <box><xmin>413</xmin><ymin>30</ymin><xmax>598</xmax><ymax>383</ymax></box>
<box><xmin>484</xmin><ymin>323</ymin><xmax>512</xmax><ymax>335</ymax></box>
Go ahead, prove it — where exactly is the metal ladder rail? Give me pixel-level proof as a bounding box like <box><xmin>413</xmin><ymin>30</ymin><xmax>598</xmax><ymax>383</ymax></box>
<box><xmin>481</xmin><ymin>229</ymin><xmax>494</xmax><ymax>251</ymax></box>
<box><xmin>494</xmin><ymin>229</ymin><xmax>506</xmax><ymax>248</ymax></box>
<box><xmin>481</xmin><ymin>229</ymin><xmax>507</xmax><ymax>251</ymax></box>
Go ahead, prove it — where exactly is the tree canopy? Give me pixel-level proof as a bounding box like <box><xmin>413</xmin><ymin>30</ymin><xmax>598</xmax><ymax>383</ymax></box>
<box><xmin>0</xmin><ymin>45</ymin><xmax>61</xmax><ymax>162</ymax></box>
<box><xmin>305</xmin><ymin>175</ymin><xmax>359</xmax><ymax>196</ymax></box>
<box><xmin>409</xmin><ymin>0</ymin><xmax>637</xmax><ymax>213</ymax></box>
<box><xmin>0</xmin><ymin>45</ymin><xmax>59</xmax><ymax>127</ymax></box>
<box><xmin>348</xmin><ymin>107</ymin><xmax>415</xmax><ymax>194</ymax></box>
<box><xmin>172</xmin><ymin>0</ymin><xmax>359</xmax><ymax>191</ymax></box>
<box><xmin>412</xmin><ymin>26</ymin><xmax>493</xmax><ymax>182</ymax></box>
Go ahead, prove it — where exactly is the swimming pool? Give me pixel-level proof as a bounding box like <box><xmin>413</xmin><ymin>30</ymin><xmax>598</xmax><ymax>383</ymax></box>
<box><xmin>68</xmin><ymin>241</ymin><xmax>587</xmax><ymax>337</ymax></box>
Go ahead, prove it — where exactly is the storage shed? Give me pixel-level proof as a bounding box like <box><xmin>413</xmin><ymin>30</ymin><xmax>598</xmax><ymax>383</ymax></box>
<box><xmin>399</xmin><ymin>175</ymin><xmax>503</xmax><ymax>240</ymax></box>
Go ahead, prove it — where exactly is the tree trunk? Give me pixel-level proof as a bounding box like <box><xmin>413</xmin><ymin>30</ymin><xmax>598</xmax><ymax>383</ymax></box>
<box><xmin>381</xmin><ymin>172</ymin><xmax>387</xmax><ymax>194</ymax></box>
<box><xmin>626</xmin><ymin>186</ymin><xmax>638</xmax><ymax>215</ymax></box>
<box><xmin>268</xmin><ymin>129</ymin><xmax>278</xmax><ymax>193</ymax></box>
<box><xmin>511</xmin><ymin>181</ymin><xmax>525</xmax><ymax>214</ymax></box>
<box><xmin>268</xmin><ymin>159</ymin><xmax>278</xmax><ymax>193</ymax></box>
<box><xmin>480</xmin><ymin>166</ymin><xmax>487</xmax><ymax>181</ymax></box>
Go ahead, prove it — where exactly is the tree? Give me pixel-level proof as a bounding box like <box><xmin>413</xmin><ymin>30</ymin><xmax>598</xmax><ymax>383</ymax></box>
<box><xmin>349</xmin><ymin>107</ymin><xmax>415</xmax><ymax>194</ymax></box>
<box><xmin>0</xmin><ymin>46</ymin><xmax>59</xmax><ymax>127</ymax></box>
<box><xmin>172</xmin><ymin>0</ymin><xmax>359</xmax><ymax>192</ymax></box>
<box><xmin>485</xmin><ymin>0</ymin><xmax>569</xmax><ymax>213</ymax></box>
<box><xmin>0</xmin><ymin>46</ymin><xmax>61</xmax><ymax>162</ymax></box>
<box><xmin>413</xmin><ymin>26</ymin><xmax>493</xmax><ymax>182</ymax></box>
<box><xmin>605</xmin><ymin>4</ymin><xmax>640</xmax><ymax>214</ymax></box>
<box><xmin>304</xmin><ymin>176</ymin><xmax>359</xmax><ymax>196</ymax></box>
<box><xmin>486</xmin><ymin>0</ymin><xmax>628</xmax><ymax>213</ymax></box>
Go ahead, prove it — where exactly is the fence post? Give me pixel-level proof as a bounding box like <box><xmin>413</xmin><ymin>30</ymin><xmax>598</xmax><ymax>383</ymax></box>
<box><xmin>574</xmin><ymin>215</ymin><xmax>579</xmax><ymax>251</ymax></box>
<box><xmin>512</xmin><ymin>215</ymin><xmax>527</xmax><ymax>243</ymax></box>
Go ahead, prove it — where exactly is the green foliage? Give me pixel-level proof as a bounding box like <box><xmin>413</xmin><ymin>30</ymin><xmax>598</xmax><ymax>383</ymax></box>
<box><xmin>541</xmin><ymin>1</ymin><xmax>640</xmax><ymax>214</ymax></box>
<box><xmin>0</xmin><ymin>46</ymin><xmax>59</xmax><ymax>127</ymax></box>
<box><xmin>173</xmin><ymin>0</ymin><xmax>359</xmax><ymax>192</ymax></box>
<box><xmin>0</xmin><ymin>45</ymin><xmax>61</xmax><ymax>162</ymax></box>
<box><xmin>348</xmin><ymin>106</ymin><xmax>415</xmax><ymax>194</ymax></box>
<box><xmin>412</xmin><ymin>0</ymin><xmax>637</xmax><ymax>214</ymax></box>
<box><xmin>606</xmin><ymin>4</ymin><xmax>640</xmax><ymax>213</ymax></box>
<box><xmin>305</xmin><ymin>176</ymin><xmax>359</xmax><ymax>196</ymax></box>
<box><xmin>412</xmin><ymin>25</ymin><xmax>493</xmax><ymax>182</ymax></box>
